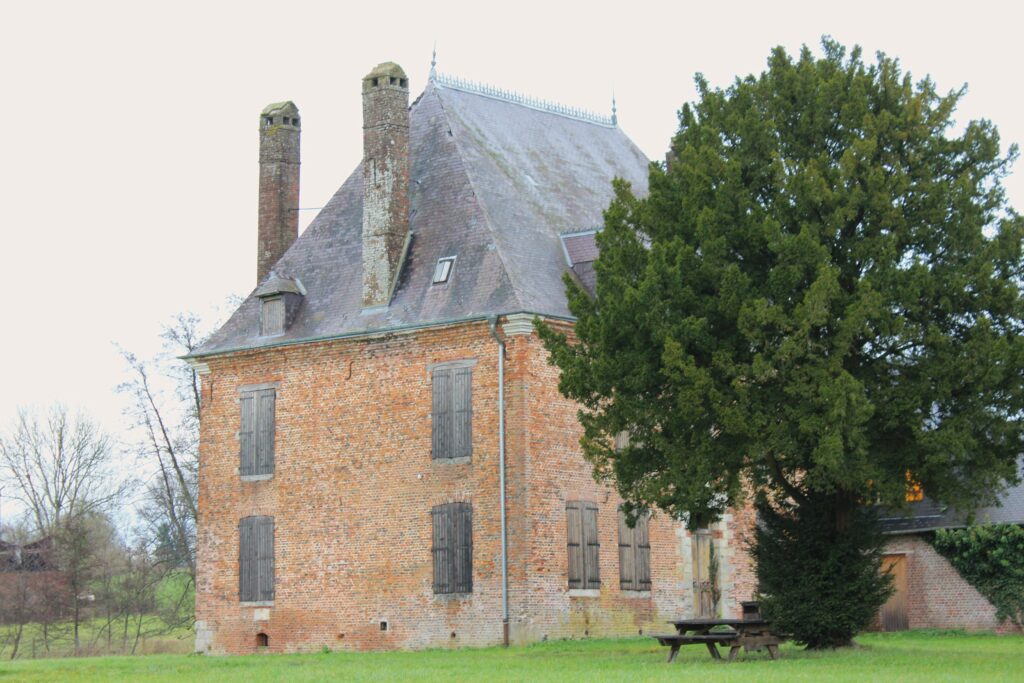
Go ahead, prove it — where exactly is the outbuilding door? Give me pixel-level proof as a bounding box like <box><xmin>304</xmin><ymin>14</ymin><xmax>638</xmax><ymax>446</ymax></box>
<box><xmin>692</xmin><ymin>530</ymin><xmax>715</xmax><ymax>617</ymax></box>
<box><xmin>880</xmin><ymin>554</ymin><xmax>909</xmax><ymax>631</ymax></box>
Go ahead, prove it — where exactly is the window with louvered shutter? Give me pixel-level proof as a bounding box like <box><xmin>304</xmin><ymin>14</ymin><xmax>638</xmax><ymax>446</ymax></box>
<box><xmin>240</xmin><ymin>394</ymin><xmax>255</xmax><ymax>475</ymax></box>
<box><xmin>618</xmin><ymin>509</ymin><xmax>651</xmax><ymax>591</ymax></box>
<box><xmin>566</xmin><ymin>501</ymin><xmax>600</xmax><ymax>589</ymax></box>
<box><xmin>239</xmin><ymin>516</ymin><xmax>274</xmax><ymax>602</ymax></box>
<box><xmin>240</xmin><ymin>388</ymin><xmax>275</xmax><ymax>476</ymax></box>
<box><xmin>452</xmin><ymin>368</ymin><xmax>472</xmax><ymax>459</ymax></box>
<box><xmin>260</xmin><ymin>297</ymin><xmax>286</xmax><ymax>336</ymax></box>
<box><xmin>431</xmin><ymin>367</ymin><xmax>472</xmax><ymax>460</ymax></box>
<box><xmin>431</xmin><ymin>503</ymin><xmax>472</xmax><ymax>594</ymax></box>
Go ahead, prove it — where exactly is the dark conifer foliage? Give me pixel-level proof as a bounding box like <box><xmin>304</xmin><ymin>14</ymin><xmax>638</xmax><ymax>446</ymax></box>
<box><xmin>538</xmin><ymin>38</ymin><xmax>1023</xmax><ymax>644</ymax></box>
<box><xmin>754</xmin><ymin>493</ymin><xmax>893</xmax><ymax>648</ymax></box>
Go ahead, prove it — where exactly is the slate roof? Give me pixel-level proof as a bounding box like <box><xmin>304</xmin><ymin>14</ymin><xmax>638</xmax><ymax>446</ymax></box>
<box><xmin>193</xmin><ymin>77</ymin><xmax>649</xmax><ymax>358</ymax></box>
<box><xmin>878</xmin><ymin>459</ymin><xmax>1024</xmax><ymax>534</ymax></box>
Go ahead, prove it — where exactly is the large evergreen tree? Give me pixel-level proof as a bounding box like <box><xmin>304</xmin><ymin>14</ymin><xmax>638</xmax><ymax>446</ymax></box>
<box><xmin>538</xmin><ymin>39</ymin><xmax>1023</xmax><ymax>645</ymax></box>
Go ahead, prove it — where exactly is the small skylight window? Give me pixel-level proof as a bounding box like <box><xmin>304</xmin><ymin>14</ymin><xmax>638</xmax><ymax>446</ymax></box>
<box><xmin>433</xmin><ymin>257</ymin><xmax>455</xmax><ymax>284</ymax></box>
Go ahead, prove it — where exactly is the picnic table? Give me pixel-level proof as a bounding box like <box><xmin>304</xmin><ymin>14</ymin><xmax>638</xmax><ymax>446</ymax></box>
<box><xmin>654</xmin><ymin>617</ymin><xmax>786</xmax><ymax>662</ymax></box>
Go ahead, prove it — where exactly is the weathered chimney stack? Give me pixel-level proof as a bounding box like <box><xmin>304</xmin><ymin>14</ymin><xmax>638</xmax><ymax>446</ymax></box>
<box><xmin>361</xmin><ymin>62</ymin><xmax>411</xmax><ymax>309</ymax></box>
<box><xmin>257</xmin><ymin>101</ymin><xmax>301</xmax><ymax>284</ymax></box>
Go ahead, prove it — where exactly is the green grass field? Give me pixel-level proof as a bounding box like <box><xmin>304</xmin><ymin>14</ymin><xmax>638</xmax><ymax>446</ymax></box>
<box><xmin>1</xmin><ymin>630</ymin><xmax>1021</xmax><ymax>682</ymax></box>
<box><xmin>0</xmin><ymin>616</ymin><xmax>193</xmax><ymax>660</ymax></box>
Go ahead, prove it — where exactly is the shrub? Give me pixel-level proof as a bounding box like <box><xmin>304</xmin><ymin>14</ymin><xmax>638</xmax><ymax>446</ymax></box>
<box><xmin>754</xmin><ymin>493</ymin><xmax>893</xmax><ymax>648</ymax></box>
<box><xmin>932</xmin><ymin>524</ymin><xmax>1024</xmax><ymax>626</ymax></box>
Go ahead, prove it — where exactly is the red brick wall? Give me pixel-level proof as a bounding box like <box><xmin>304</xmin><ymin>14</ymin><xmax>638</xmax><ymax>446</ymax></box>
<box><xmin>195</xmin><ymin>318</ymin><xmax>754</xmax><ymax>653</ymax></box>
<box><xmin>882</xmin><ymin>535</ymin><xmax>1022</xmax><ymax>633</ymax></box>
<box><xmin>508</xmin><ymin>329</ymin><xmax>688</xmax><ymax>642</ymax></box>
<box><xmin>718</xmin><ymin>498</ymin><xmax>758</xmax><ymax>618</ymax></box>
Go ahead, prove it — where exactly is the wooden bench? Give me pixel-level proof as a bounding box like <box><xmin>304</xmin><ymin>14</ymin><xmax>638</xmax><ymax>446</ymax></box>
<box><xmin>653</xmin><ymin>632</ymin><xmax>738</xmax><ymax>662</ymax></box>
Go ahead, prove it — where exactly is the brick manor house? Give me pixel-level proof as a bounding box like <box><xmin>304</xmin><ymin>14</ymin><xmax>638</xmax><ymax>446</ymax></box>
<box><xmin>186</xmin><ymin>61</ymin><xmax>758</xmax><ymax>653</ymax></box>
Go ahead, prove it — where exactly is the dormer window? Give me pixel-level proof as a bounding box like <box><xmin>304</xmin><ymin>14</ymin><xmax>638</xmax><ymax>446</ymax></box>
<box><xmin>254</xmin><ymin>273</ymin><xmax>305</xmax><ymax>337</ymax></box>
<box><xmin>433</xmin><ymin>257</ymin><xmax>455</xmax><ymax>284</ymax></box>
<box><xmin>260</xmin><ymin>296</ymin><xmax>285</xmax><ymax>336</ymax></box>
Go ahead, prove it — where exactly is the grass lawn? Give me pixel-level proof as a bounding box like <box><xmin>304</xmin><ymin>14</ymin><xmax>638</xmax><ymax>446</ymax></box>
<box><xmin>0</xmin><ymin>616</ymin><xmax>193</xmax><ymax>659</ymax></box>
<box><xmin>1</xmin><ymin>630</ymin><xmax>1020</xmax><ymax>682</ymax></box>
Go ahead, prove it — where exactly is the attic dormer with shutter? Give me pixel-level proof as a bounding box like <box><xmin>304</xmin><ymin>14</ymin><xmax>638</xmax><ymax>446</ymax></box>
<box><xmin>254</xmin><ymin>272</ymin><xmax>305</xmax><ymax>336</ymax></box>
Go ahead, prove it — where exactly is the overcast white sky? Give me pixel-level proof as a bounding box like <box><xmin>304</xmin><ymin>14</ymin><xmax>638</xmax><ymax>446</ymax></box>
<box><xmin>1</xmin><ymin>0</ymin><xmax>1022</xmax><ymax>468</ymax></box>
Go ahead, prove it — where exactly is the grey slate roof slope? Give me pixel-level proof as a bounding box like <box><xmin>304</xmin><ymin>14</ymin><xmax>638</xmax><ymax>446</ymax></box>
<box><xmin>878</xmin><ymin>458</ymin><xmax>1024</xmax><ymax>533</ymax></box>
<box><xmin>193</xmin><ymin>80</ymin><xmax>649</xmax><ymax>358</ymax></box>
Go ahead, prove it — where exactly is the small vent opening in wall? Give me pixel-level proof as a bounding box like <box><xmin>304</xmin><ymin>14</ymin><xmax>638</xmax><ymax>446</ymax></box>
<box><xmin>256</xmin><ymin>632</ymin><xmax>269</xmax><ymax>648</ymax></box>
<box><xmin>379</xmin><ymin>620</ymin><xmax>389</xmax><ymax>632</ymax></box>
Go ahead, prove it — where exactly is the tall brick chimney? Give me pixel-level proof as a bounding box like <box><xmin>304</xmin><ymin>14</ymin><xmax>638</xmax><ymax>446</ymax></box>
<box><xmin>257</xmin><ymin>101</ymin><xmax>300</xmax><ymax>284</ymax></box>
<box><xmin>361</xmin><ymin>62</ymin><xmax>411</xmax><ymax>309</ymax></box>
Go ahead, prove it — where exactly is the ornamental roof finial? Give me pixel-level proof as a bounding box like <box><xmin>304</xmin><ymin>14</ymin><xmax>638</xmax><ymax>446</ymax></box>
<box><xmin>429</xmin><ymin>43</ymin><xmax>437</xmax><ymax>82</ymax></box>
<box><xmin>611</xmin><ymin>92</ymin><xmax>617</xmax><ymax>126</ymax></box>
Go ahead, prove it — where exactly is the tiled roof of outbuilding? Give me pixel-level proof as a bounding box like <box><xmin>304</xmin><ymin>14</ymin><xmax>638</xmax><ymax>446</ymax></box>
<box><xmin>193</xmin><ymin>78</ymin><xmax>648</xmax><ymax>358</ymax></box>
<box><xmin>878</xmin><ymin>459</ymin><xmax>1024</xmax><ymax>534</ymax></box>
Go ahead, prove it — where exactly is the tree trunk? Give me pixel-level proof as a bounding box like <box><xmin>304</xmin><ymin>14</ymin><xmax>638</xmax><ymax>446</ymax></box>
<box><xmin>9</xmin><ymin>622</ymin><xmax>23</xmax><ymax>660</ymax></box>
<box><xmin>131</xmin><ymin>613</ymin><xmax>144</xmax><ymax>655</ymax></box>
<box><xmin>73</xmin><ymin>598</ymin><xmax>81</xmax><ymax>656</ymax></box>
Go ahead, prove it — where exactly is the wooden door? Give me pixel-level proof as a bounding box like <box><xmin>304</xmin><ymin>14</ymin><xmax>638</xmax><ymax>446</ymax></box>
<box><xmin>880</xmin><ymin>555</ymin><xmax>908</xmax><ymax>631</ymax></box>
<box><xmin>692</xmin><ymin>530</ymin><xmax>714</xmax><ymax>617</ymax></box>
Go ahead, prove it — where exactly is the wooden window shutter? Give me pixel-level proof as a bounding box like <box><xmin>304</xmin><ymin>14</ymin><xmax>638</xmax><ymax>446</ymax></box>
<box><xmin>452</xmin><ymin>368</ymin><xmax>472</xmax><ymax>459</ymax></box>
<box><xmin>256</xmin><ymin>390</ymin><xmax>276</xmax><ymax>475</ymax></box>
<box><xmin>454</xmin><ymin>503</ymin><xmax>473</xmax><ymax>593</ymax></box>
<box><xmin>618</xmin><ymin>509</ymin><xmax>636</xmax><ymax>590</ymax></box>
<box><xmin>239</xmin><ymin>517</ymin><xmax>255</xmax><ymax>601</ymax></box>
<box><xmin>618</xmin><ymin>510</ymin><xmax>651</xmax><ymax>590</ymax></box>
<box><xmin>240</xmin><ymin>516</ymin><xmax>274</xmax><ymax>601</ymax></box>
<box><xmin>431</xmin><ymin>505</ymin><xmax>451</xmax><ymax>593</ymax></box>
<box><xmin>582</xmin><ymin>503</ymin><xmax>601</xmax><ymax>589</ymax></box>
<box><xmin>241</xmin><ymin>388</ymin><xmax>275</xmax><ymax>476</ymax></box>
<box><xmin>240</xmin><ymin>394</ymin><xmax>256</xmax><ymax>476</ymax></box>
<box><xmin>566</xmin><ymin>502</ymin><xmax>583</xmax><ymax>588</ymax></box>
<box><xmin>432</xmin><ymin>369</ymin><xmax>452</xmax><ymax>459</ymax></box>
<box><xmin>636</xmin><ymin>513</ymin><xmax>651</xmax><ymax>590</ymax></box>
<box><xmin>432</xmin><ymin>503</ymin><xmax>472</xmax><ymax>594</ymax></box>
<box><xmin>260</xmin><ymin>297</ymin><xmax>285</xmax><ymax>336</ymax></box>
<box><xmin>256</xmin><ymin>516</ymin><xmax>275</xmax><ymax>601</ymax></box>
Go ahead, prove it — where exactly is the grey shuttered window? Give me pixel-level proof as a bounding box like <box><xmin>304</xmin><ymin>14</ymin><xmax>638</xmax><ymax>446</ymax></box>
<box><xmin>239</xmin><ymin>516</ymin><xmax>274</xmax><ymax>602</ymax></box>
<box><xmin>431</xmin><ymin>502</ymin><xmax>472</xmax><ymax>594</ymax></box>
<box><xmin>618</xmin><ymin>509</ymin><xmax>652</xmax><ymax>591</ymax></box>
<box><xmin>431</xmin><ymin>367</ymin><xmax>472</xmax><ymax>460</ymax></box>
<box><xmin>260</xmin><ymin>297</ymin><xmax>286</xmax><ymax>336</ymax></box>
<box><xmin>566</xmin><ymin>501</ymin><xmax>600</xmax><ymax>589</ymax></box>
<box><xmin>240</xmin><ymin>388</ymin><xmax>275</xmax><ymax>476</ymax></box>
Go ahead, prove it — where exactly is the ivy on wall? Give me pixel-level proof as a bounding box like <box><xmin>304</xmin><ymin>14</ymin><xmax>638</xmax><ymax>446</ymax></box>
<box><xmin>932</xmin><ymin>524</ymin><xmax>1024</xmax><ymax>626</ymax></box>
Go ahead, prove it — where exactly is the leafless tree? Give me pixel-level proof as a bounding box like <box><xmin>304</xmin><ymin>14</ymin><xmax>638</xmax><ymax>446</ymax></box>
<box><xmin>119</xmin><ymin>311</ymin><xmax>211</xmax><ymax>586</ymax></box>
<box><xmin>0</xmin><ymin>406</ymin><xmax>128</xmax><ymax>537</ymax></box>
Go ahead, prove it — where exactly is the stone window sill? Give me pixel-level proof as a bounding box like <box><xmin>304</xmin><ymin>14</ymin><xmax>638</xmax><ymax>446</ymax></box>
<box><xmin>240</xmin><ymin>601</ymin><xmax>274</xmax><ymax>607</ymax></box>
<box><xmin>433</xmin><ymin>592</ymin><xmax>472</xmax><ymax>602</ymax></box>
<box><xmin>621</xmin><ymin>590</ymin><xmax>651</xmax><ymax>598</ymax></box>
<box><xmin>240</xmin><ymin>473</ymin><xmax>274</xmax><ymax>482</ymax></box>
<box><xmin>568</xmin><ymin>589</ymin><xmax>601</xmax><ymax>598</ymax></box>
<box><xmin>432</xmin><ymin>456</ymin><xmax>471</xmax><ymax>466</ymax></box>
